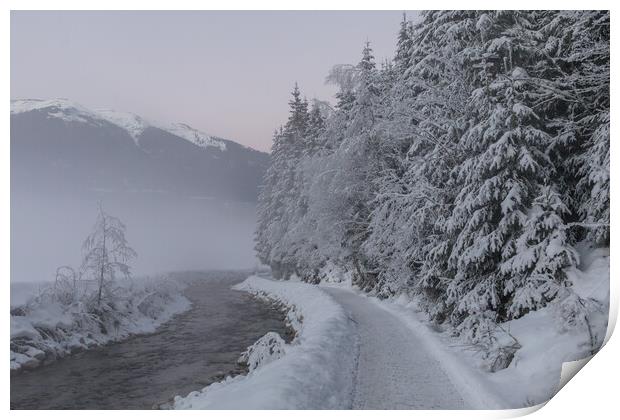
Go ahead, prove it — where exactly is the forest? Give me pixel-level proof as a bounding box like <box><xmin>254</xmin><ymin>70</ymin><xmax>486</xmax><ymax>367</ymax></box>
<box><xmin>256</xmin><ymin>11</ymin><xmax>610</xmax><ymax>346</ymax></box>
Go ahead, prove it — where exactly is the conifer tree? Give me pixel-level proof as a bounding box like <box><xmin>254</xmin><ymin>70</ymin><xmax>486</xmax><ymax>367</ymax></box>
<box><xmin>394</xmin><ymin>12</ymin><xmax>413</xmax><ymax>75</ymax></box>
<box><xmin>501</xmin><ymin>186</ymin><xmax>579</xmax><ymax>317</ymax></box>
<box><xmin>543</xmin><ymin>11</ymin><xmax>610</xmax><ymax>245</ymax></box>
<box><xmin>442</xmin><ymin>12</ymin><xmax>580</xmax><ymax>333</ymax></box>
<box><xmin>255</xmin><ymin>10</ymin><xmax>608</xmax><ymax>350</ymax></box>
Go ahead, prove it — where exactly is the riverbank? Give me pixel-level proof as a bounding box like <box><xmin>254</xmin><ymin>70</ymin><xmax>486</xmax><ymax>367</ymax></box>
<box><xmin>173</xmin><ymin>275</ymin><xmax>357</xmax><ymax>409</ymax></box>
<box><xmin>10</xmin><ymin>275</ymin><xmax>191</xmax><ymax>373</ymax></box>
<box><xmin>11</xmin><ymin>272</ymin><xmax>291</xmax><ymax>409</ymax></box>
<box><xmin>173</xmin><ymin>250</ymin><xmax>609</xmax><ymax>410</ymax></box>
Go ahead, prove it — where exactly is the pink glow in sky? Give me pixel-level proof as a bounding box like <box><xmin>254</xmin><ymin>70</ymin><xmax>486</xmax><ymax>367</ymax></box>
<box><xmin>11</xmin><ymin>11</ymin><xmax>417</xmax><ymax>152</ymax></box>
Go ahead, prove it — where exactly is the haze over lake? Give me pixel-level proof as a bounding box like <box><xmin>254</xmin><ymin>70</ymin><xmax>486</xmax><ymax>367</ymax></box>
<box><xmin>12</xmin><ymin>191</ymin><xmax>258</xmax><ymax>284</ymax></box>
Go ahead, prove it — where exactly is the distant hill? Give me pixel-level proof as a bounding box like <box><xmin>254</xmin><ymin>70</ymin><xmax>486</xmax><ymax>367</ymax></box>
<box><xmin>11</xmin><ymin>99</ymin><xmax>269</xmax><ymax>202</ymax></box>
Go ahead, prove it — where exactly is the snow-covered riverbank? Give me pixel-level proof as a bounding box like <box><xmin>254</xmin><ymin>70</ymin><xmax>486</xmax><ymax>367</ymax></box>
<box><xmin>173</xmin><ymin>275</ymin><xmax>357</xmax><ymax>409</ymax></box>
<box><xmin>174</xmin><ymin>244</ymin><xmax>609</xmax><ymax>410</ymax></box>
<box><xmin>10</xmin><ymin>276</ymin><xmax>191</xmax><ymax>372</ymax></box>
<box><xmin>172</xmin><ymin>275</ymin><xmax>507</xmax><ymax>409</ymax></box>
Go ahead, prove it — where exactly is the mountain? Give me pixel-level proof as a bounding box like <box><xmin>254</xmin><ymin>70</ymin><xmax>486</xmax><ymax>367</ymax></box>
<box><xmin>11</xmin><ymin>99</ymin><xmax>269</xmax><ymax>202</ymax></box>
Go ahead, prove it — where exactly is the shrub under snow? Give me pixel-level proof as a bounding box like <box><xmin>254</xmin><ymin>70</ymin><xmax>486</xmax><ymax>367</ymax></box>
<box><xmin>237</xmin><ymin>331</ymin><xmax>287</xmax><ymax>372</ymax></box>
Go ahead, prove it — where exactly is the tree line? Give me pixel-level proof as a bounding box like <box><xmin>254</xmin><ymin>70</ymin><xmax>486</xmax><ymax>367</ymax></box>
<box><xmin>256</xmin><ymin>11</ymin><xmax>609</xmax><ymax>347</ymax></box>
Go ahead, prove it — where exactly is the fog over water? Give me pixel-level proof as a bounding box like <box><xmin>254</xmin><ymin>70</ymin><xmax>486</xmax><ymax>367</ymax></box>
<box><xmin>9</xmin><ymin>10</ymin><xmax>416</xmax><ymax>284</ymax></box>
<box><xmin>11</xmin><ymin>191</ymin><xmax>258</xmax><ymax>284</ymax></box>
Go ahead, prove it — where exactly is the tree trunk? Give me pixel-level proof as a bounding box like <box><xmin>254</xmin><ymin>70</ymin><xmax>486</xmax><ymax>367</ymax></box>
<box><xmin>353</xmin><ymin>256</ymin><xmax>368</xmax><ymax>288</ymax></box>
<box><xmin>97</xmin><ymin>217</ymin><xmax>106</xmax><ymax>307</ymax></box>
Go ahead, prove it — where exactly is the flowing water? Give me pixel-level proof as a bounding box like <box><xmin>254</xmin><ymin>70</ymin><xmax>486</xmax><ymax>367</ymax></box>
<box><xmin>10</xmin><ymin>272</ymin><xmax>290</xmax><ymax>409</ymax></box>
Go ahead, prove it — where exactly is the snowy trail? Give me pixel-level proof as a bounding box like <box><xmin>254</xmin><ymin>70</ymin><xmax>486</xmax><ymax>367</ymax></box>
<box><xmin>323</xmin><ymin>287</ymin><xmax>466</xmax><ymax>409</ymax></box>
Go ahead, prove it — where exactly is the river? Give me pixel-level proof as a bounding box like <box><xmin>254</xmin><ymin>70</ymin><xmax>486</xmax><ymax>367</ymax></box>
<box><xmin>10</xmin><ymin>271</ymin><xmax>290</xmax><ymax>409</ymax></box>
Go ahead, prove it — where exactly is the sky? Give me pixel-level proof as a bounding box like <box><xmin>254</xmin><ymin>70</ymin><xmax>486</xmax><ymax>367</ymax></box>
<box><xmin>11</xmin><ymin>11</ymin><xmax>417</xmax><ymax>152</ymax></box>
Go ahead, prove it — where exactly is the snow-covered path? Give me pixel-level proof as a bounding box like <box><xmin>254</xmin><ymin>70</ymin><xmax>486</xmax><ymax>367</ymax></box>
<box><xmin>323</xmin><ymin>287</ymin><xmax>466</xmax><ymax>409</ymax></box>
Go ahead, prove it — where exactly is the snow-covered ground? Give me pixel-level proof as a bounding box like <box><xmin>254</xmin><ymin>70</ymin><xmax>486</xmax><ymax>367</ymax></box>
<box><xmin>323</xmin><ymin>287</ymin><xmax>469</xmax><ymax>409</ymax></box>
<box><xmin>173</xmin><ymin>245</ymin><xmax>608</xmax><ymax>410</ymax></box>
<box><xmin>172</xmin><ymin>275</ymin><xmax>491</xmax><ymax>409</ymax></box>
<box><xmin>173</xmin><ymin>275</ymin><xmax>357</xmax><ymax>409</ymax></box>
<box><xmin>323</xmin><ymin>245</ymin><xmax>610</xmax><ymax>409</ymax></box>
<box><xmin>10</xmin><ymin>276</ymin><xmax>191</xmax><ymax>372</ymax></box>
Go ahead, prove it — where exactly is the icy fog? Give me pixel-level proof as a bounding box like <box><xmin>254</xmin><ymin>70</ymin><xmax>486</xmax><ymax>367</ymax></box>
<box><xmin>11</xmin><ymin>191</ymin><xmax>258</xmax><ymax>286</ymax></box>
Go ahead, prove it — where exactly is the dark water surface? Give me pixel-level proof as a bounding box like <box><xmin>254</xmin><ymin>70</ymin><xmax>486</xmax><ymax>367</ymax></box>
<box><xmin>10</xmin><ymin>272</ymin><xmax>289</xmax><ymax>409</ymax></box>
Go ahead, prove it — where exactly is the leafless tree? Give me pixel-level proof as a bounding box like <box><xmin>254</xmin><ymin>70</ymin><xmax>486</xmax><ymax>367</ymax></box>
<box><xmin>81</xmin><ymin>203</ymin><xmax>137</xmax><ymax>306</ymax></box>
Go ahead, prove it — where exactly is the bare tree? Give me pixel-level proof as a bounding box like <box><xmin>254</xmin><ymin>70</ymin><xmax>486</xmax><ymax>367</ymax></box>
<box><xmin>81</xmin><ymin>203</ymin><xmax>137</xmax><ymax>306</ymax></box>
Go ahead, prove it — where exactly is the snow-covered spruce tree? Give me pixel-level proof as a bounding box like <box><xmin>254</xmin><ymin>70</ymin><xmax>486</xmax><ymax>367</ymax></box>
<box><xmin>398</xmin><ymin>12</ymin><xmax>477</xmax><ymax>313</ymax></box>
<box><xmin>254</xmin><ymin>12</ymin><xmax>606</xmax><ymax>352</ymax></box>
<box><xmin>274</xmin><ymin>85</ymin><xmax>310</xmax><ymax>277</ymax></box>
<box><xmin>292</xmin><ymin>68</ymin><xmax>362</xmax><ymax>282</ymax></box>
<box><xmin>306</xmin><ymin>102</ymin><xmax>326</xmax><ymax>155</ymax></box>
<box><xmin>362</xmin><ymin>16</ymin><xmax>434</xmax><ymax>296</ymax></box>
<box><xmin>255</xmin><ymin>84</ymin><xmax>311</xmax><ymax>279</ymax></box>
<box><xmin>317</xmin><ymin>42</ymin><xmax>387</xmax><ymax>291</ymax></box>
<box><xmin>501</xmin><ymin>186</ymin><xmax>579</xmax><ymax>318</ymax></box>
<box><xmin>363</xmin><ymin>11</ymin><xmax>476</xmax><ymax>306</ymax></box>
<box><xmin>443</xmin><ymin>12</ymin><xmax>579</xmax><ymax>341</ymax></box>
<box><xmin>255</xmin><ymin>128</ymin><xmax>286</xmax><ymax>273</ymax></box>
<box><xmin>394</xmin><ymin>12</ymin><xmax>414</xmax><ymax>75</ymax></box>
<box><xmin>81</xmin><ymin>204</ymin><xmax>137</xmax><ymax>306</ymax></box>
<box><xmin>281</xmin><ymin>100</ymin><xmax>329</xmax><ymax>283</ymax></box>
<box><xmin>570</xmin><ymin>11</ymin><xmax>609</xmax><ymax>245</ymax></box>
<box><xmin>540</xmin><ymin>11</ymin><xmax>610</xmax><ymax>245</ymax></box>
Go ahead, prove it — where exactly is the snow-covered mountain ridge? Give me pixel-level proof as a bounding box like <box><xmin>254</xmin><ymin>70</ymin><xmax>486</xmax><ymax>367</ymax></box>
<box><xmin>11</xmin><ymin>98</ymin><xmax>227</xmax><ymax>151</ymax></box>
<box><xmin>11</xmin><ymin>98</ymin><xmax>269</xmax><ymax>202</ymax></box>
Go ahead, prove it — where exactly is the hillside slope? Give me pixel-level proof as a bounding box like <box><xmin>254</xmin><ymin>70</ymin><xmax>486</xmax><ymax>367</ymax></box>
<box><xmin>11</xmin><ymin>99</ymin><xmax>269</xmax><ymax>202</ymax></box>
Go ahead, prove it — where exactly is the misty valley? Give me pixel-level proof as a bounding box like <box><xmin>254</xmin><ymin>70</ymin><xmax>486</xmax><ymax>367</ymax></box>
<box><xmin>10</xmin><ymin>99</ymin><xmax>279</xmax><ymax>409</ymax></box>
<box><xmin>10</xmin><ymin>9</ymin><xmax>610</xmax><ymax>412</ymax></box>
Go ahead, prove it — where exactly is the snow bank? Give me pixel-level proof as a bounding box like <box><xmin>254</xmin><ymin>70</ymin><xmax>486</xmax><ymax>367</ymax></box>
<box><xmin>486</xmin><ymin>245</ymin><xmax>610</xmax><ymax>407</ymax></box>
<box><xmin>173</xmin><ymin>275</ymin><xmax>357</xmax><ymax>409</ymax></box>
<box><xmin>10</xmin><ymin>276</ymin><xmax>191</xmax><ymax>372</ymax></box>
<box><xmin>336</xmin><ymin>245</ymin><xmax>610</xmax><ymax>409</ymax></box>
